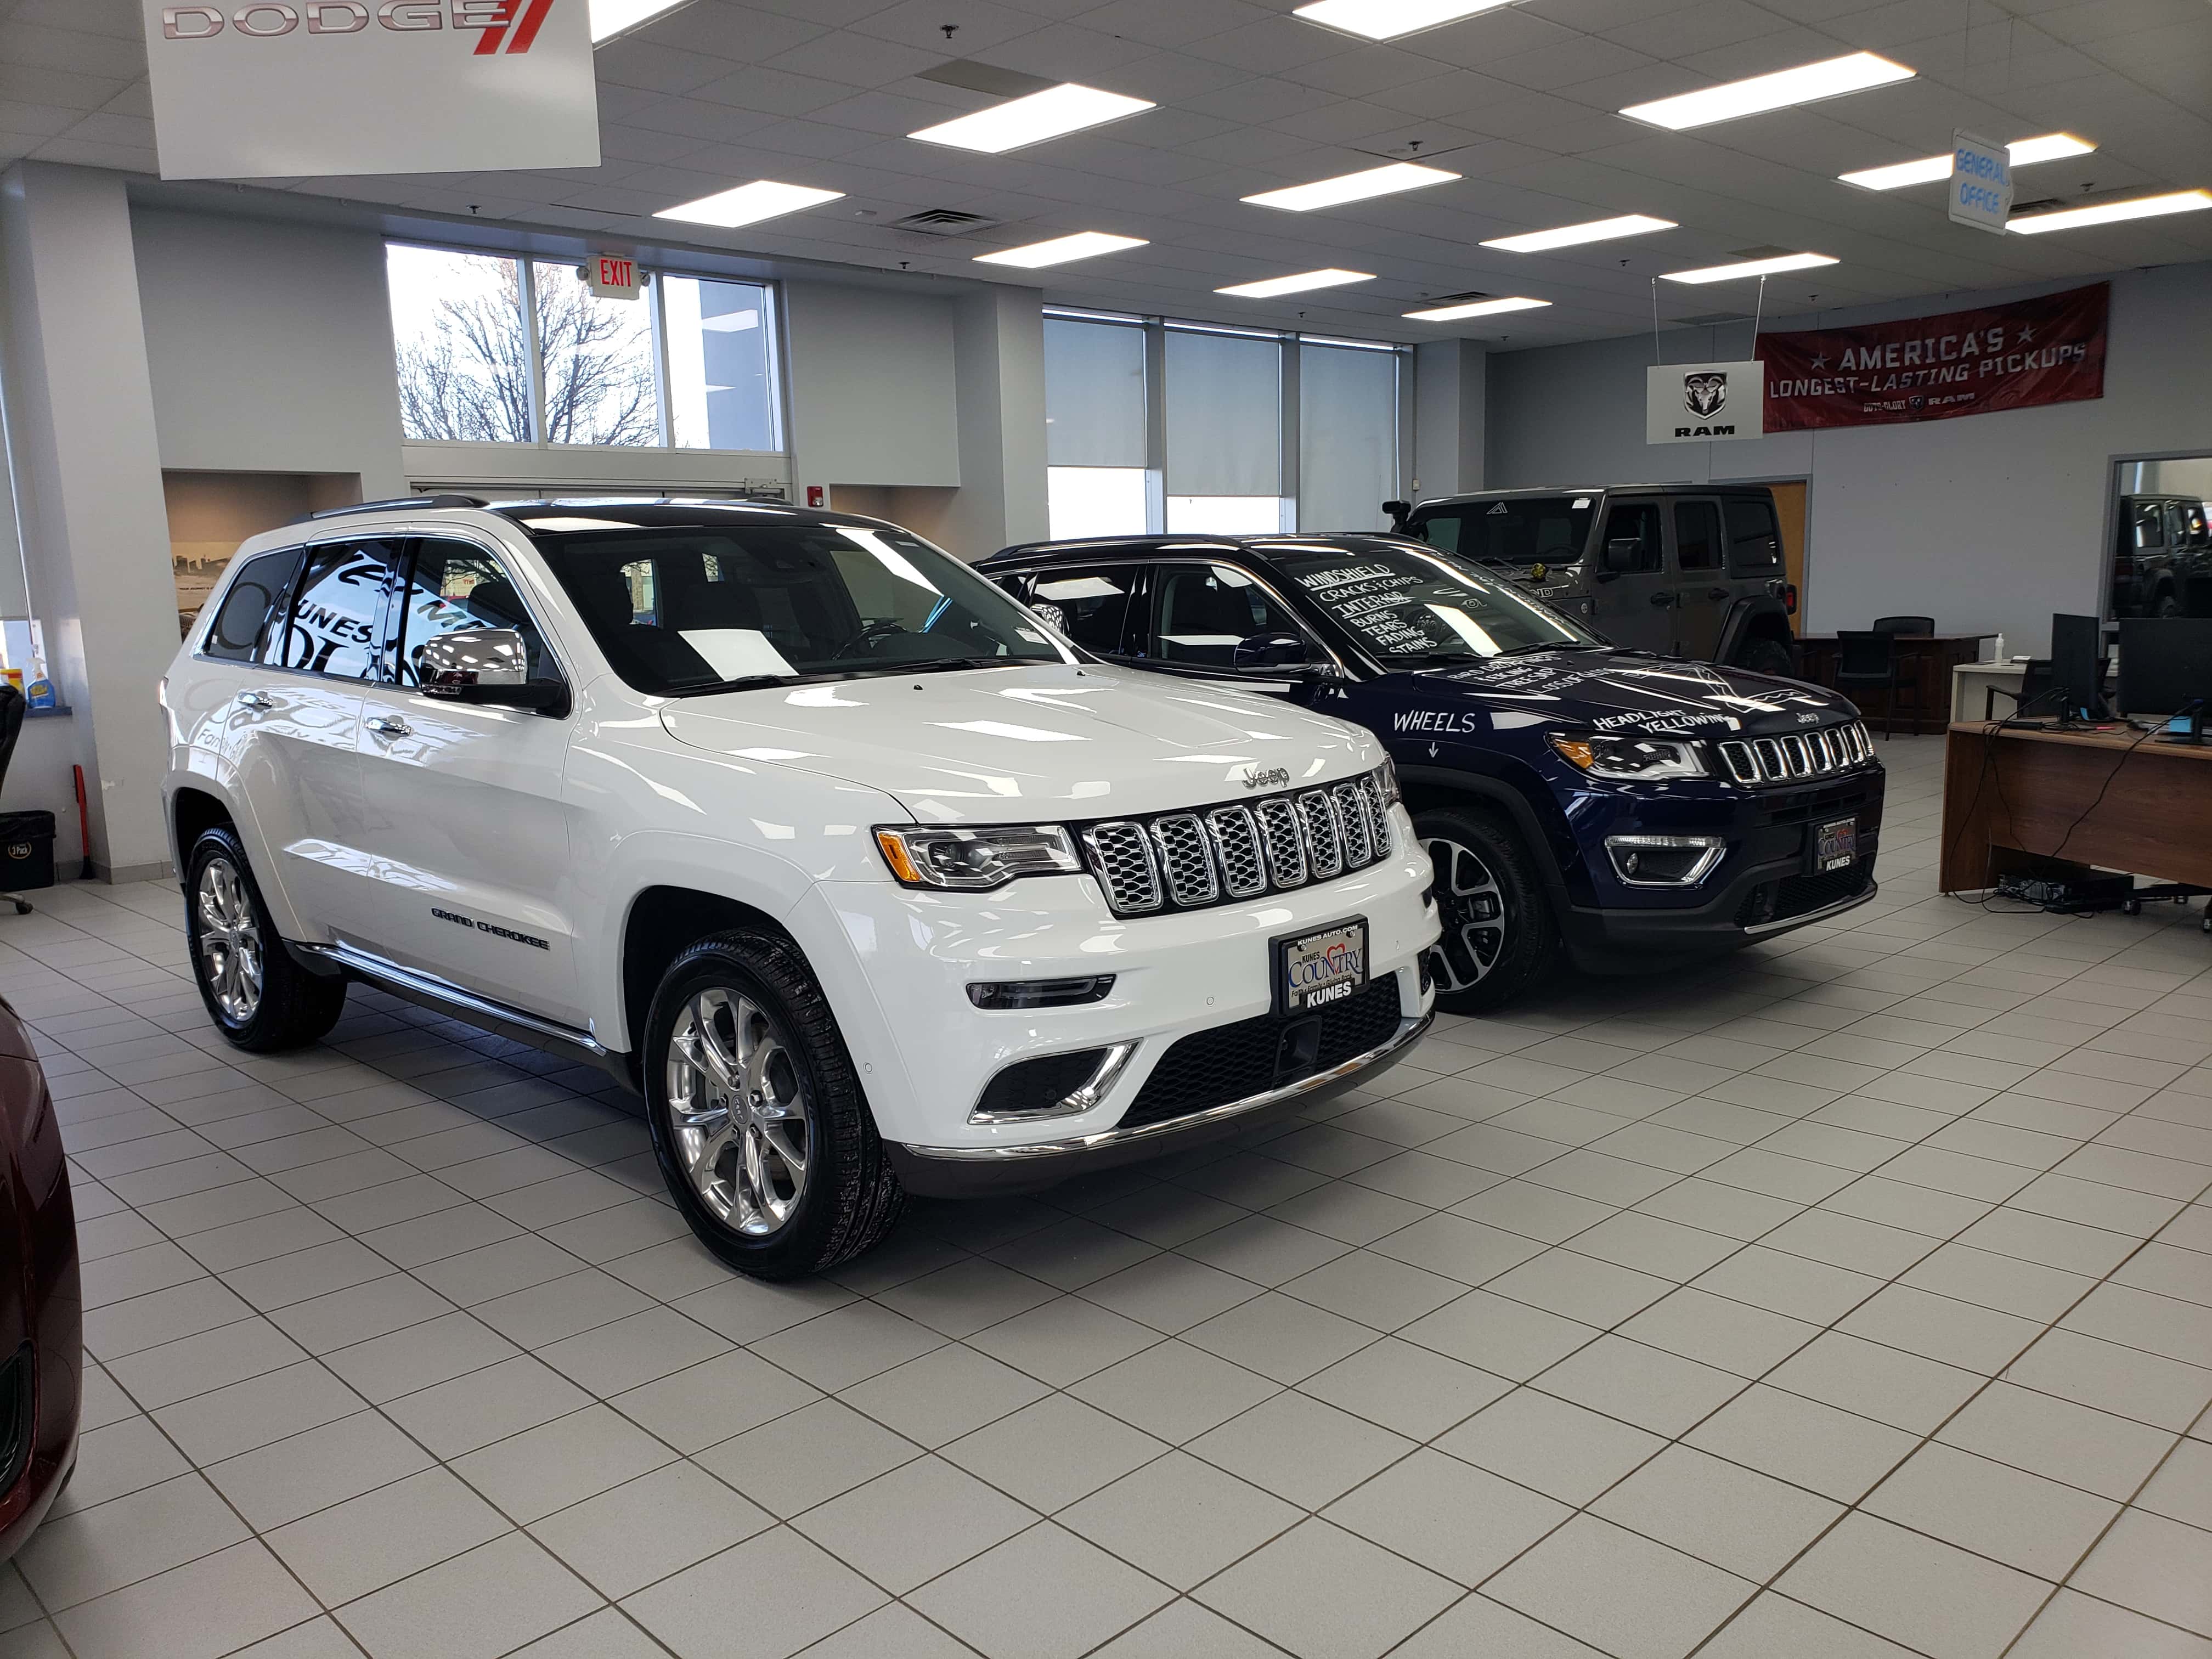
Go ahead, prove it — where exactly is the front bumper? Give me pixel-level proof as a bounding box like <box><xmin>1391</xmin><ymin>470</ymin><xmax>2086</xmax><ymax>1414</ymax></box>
<box><xmin>1559</xmin><ymin>766</ymin><xmax>1886</xmax><ymax>971</ymax></box>
<box><xmin>889</xmin><ymin>1006</ymin><xmax>1433</xmax><ymax>1197</ymax></box>
<box><xmin>795</xmin><ymin>807</ymin><xmax>1438</xmax><ymax>1160</ymax></box>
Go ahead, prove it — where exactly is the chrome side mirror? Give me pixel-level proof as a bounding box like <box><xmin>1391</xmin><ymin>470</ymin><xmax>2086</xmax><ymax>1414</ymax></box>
<box><xmin>416</xmin><ymin>629</ymin><xmax>566</xmax><ymax>714</ymax></box>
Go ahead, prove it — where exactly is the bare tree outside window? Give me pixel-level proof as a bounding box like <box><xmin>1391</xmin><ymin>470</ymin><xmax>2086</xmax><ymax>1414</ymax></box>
<box><xmin>387</xmin><ymin>246</ymin><xmax>658</xmax><ymax>447</ymax></box>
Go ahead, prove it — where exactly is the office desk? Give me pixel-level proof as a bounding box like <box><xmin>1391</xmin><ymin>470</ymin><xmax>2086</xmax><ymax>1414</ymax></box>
<box><xmin>1798</xmin><ymin>635</ymin><xmax>1995</xmax><ymax>735</ymax></box>
<box><xmin>1939</xmin><ymin>720</ymin><xmax>2212</xmax><ymax>893</ymax></box>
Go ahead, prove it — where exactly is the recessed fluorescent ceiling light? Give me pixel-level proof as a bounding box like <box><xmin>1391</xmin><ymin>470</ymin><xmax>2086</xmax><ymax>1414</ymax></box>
<box><xmin>655</xmin><ymin>180</ymin><xmax>844</xmax><ymax>228</ymax></box>
<box><xmin>1217</xmin><ymin>268</ymin><xmax>1376</xmax><ymax>297</ymax></box>
<box><xmin>974</xmin><ymin>232</ymin><xmax>1148</xmax><ymax>268</ymax></box>
<box><xmin>908</xmin><ymin>84</ymin><xmax>1155</xmax><ymax>153</ymax></box>
<box><xmin>1404</xmin><ymin>296</ymin><xmax>1551</xmax><ymax>320</ymax></box>
<box><xmin>1839</xmin><ymin>132</ymin><xmax>2095</xmax><ymax>190</ymax></box>
<box><xmin>589</xmin><ymin>0</ymin><xmax>686</xmax><ymax>41</ymax></box>
<box><xmin>1482</xmin><ymin>213</ymin><xmax>1677</xmax><ymax>252</ymax></box>
<box><xmin>1621</xmin><ymin>52</ymin><xmax>1914</xmax><ymax>131</ymax></box>
<box><xmin>1291</xmin><ymin>0</ymin><xmax>1516</xmax><ymax>41</ymax></box>
<box><xmin>1244</xmin><ymin>162</ymin><xmax>1460</xmax><ymax>213</ymax></box>
<box><xmin>1662</xmin><ymin>252</ymin><xmax>1837</xmax><ymax>283</ymax></box>
<box><xmin>2007</xmin><ymin>189</ymin><xmax>2212</xmax><ymax>233</ymax></box>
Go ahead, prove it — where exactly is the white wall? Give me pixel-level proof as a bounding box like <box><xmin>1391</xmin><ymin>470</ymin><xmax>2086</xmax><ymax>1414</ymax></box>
<box><xmin>782</xmin><ymin>280</ymin><xmax>961</xmax><ymax>493</ymax></box>
<box><xmin>1485</xmin><ymin>263</ymin><xmax>2212</xmax><ymax>653</ymax></box>
<box><xmin>134</xmin><ymin>209</ymin><xmax>408</xmax><ymax>498</ymax></box>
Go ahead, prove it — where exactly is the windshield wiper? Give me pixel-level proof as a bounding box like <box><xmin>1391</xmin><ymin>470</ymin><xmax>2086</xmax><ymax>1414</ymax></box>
<box><xmin>689</xmin><ymin>673</ymin><xmax>802</xmax><ymax>694</ymax></box>
<box><xmin>1489</xmin><ymin>641</ymin><xmax>1607</xmax><ymax>657</ymax></box>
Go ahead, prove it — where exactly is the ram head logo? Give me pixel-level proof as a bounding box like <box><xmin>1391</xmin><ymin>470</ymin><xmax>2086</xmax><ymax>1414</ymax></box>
<box><xmin>1683</xmin><ymin>372</ymin><xmax>1728</xmax><ymax>419</ymax></box>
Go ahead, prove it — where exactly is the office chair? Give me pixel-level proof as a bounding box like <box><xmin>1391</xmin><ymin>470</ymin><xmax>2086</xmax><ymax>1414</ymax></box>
<box><xmin>1871</xmin><ymin>614</ymin><xmax>1935</xmax><ymax>636</ymax></box>
<box><xmin>1833</xmin><ymin>629</ymin><xmax>1925</xmax><ymax>738</ymax></box>
<box><xmin>1987</xmin><ymin>659</ymin><xmax>2052</xmax><ymax>721</ymax></box>
<box><xmin>0</xmin><ymin>686</ymin><xmax>28</xmax><ymax>915</ymax></box>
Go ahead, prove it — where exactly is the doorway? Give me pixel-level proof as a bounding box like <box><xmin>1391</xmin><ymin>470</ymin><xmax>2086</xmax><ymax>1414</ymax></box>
<box><xmin>1767</xmin><ymin>479</ymin><xmax>1808</xmax><ymax>635</ymax></box>
<box><xmin>162</xmin><ymin>470</ymin><xmax>361</xmax><ymax>637</ymax></box>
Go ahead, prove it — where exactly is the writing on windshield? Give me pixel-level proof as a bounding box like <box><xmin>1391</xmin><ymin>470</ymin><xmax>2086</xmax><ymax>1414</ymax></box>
<box><xmin>1279</xmin><ymin>544</ymin><xmax>1589</xmax><ymax>665</ymax></box>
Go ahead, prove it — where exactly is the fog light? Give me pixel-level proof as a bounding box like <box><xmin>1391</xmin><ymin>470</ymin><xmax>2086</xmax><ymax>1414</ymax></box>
<box><xmin>1606</xmin><ymin>834</ymin><xmax>1725</xmax><ymax>887</ymax></box>
<box><xmin>970</xmin><ymin>1043</ymin><xmax>1137</xmax><ymax>1124</ymax></box>
<box><xmin>967</xmin><ymin>976</ymin><xmax>1115</xmax><ymax>1011</ymax></box>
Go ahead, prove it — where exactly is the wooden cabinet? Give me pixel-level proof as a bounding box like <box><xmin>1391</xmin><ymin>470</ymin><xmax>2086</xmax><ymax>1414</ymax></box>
<box><xmin>1795</xmin><ymin>635</ymin><xmax>1994</xmax><ymax>735</ymax></box>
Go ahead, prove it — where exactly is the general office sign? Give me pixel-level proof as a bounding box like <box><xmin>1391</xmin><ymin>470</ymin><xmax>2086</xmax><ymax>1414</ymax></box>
<box><xmin>1762</xmin><ymin>283</ymin><xmax>2108</xmax><ymax>431</ymax></box>
<box><xmin>143</xmin><ymin>0</ymin><xmax>600</xmax><ymax>179</ymax></box>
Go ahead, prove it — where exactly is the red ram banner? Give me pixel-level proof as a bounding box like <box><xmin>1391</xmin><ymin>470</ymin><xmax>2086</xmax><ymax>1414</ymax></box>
<box><xmin>1761</xmin><ymin>281</ymin><xmax>2108</xmax><ymax>431</ymax></box>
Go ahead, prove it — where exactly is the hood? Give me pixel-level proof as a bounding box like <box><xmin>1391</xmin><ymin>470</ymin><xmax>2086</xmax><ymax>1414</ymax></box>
<box><xmin>1412</xmin><ymin>648</ymin><xmax>1855</xmax><ymax>738</ymax></box>
<box><xmin>660</xmin><ymin>662</ymin><xmax>1378</xmax><ymax>823</ymax></box>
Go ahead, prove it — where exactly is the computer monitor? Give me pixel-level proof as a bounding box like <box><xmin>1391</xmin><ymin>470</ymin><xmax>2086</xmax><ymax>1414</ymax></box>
<box><xmin>2049</xmin><ymin>612</ymin><xmax>2110</xmax><ymax>724</ymax></box>
<box><xmin>2117</xmin><ymin>617</ymin><xmax>2212</xmax><ymax>743</ymax></box>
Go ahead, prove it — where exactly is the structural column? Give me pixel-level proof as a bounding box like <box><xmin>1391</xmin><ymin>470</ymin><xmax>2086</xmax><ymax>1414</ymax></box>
<box><xmin>1413</xmin><ymin>337</ymin><xmax>1487</xmax><ymax>500</ymax></box>
<box><xmin>944</xmin><ymin>285</ymin><xmax>1048</xmax><ymax>559</ymax></box>
<box><xmin>0</xmin><ymin>162</ymin><xmax>182</xmax><ymax>879</ymax></box>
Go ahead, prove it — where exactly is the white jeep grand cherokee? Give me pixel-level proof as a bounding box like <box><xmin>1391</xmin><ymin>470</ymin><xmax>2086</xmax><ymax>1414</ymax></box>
<box><xmin>162</xmin><ymin>499</ymin><xmax>1438</xmax><ymax>1277</ymax></box>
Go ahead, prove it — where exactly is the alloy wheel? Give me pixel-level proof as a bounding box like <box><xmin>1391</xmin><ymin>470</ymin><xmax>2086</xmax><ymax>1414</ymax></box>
<box><xmin>195</xmin><ymin>856</ymin><xmax>264</xmax><ymax>1023</ymax></box>
<box><xmin>665</xmin><ymin>986</ymin><xmax>813</xmax><ymax>1237</ymax></box>
<box><xmin>1424</xmin><ymin>834</ymin><xmax>1506</xmax><ymax>993</ymax></box>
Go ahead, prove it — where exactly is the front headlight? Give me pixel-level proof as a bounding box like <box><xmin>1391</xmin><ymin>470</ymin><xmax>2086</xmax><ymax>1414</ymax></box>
<box><xmin>1549</xmin><ymin>732</ymin><xmax>1708</xmax><ymax>781</ymax></box>
<box><xmin>874</xmin><ymin>825</ymin><xmax>1082</xmax><ymax>891</ymax></box>
<box><xmin>1376</xmin><ymin>754</ymin><xmax>1402</xmax><ymax>808</ymax></box>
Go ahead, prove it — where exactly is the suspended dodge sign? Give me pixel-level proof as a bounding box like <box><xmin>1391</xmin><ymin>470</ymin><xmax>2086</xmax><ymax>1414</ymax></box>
<box><xmin>1645</xmin><ymin>359</ymin><xmax>1765</xmax><ymax>444</ymax></box>
<box><xmin>143</xmin><ymin>0</ymin><xmax>601</xmax><ymax>179</ymax></box>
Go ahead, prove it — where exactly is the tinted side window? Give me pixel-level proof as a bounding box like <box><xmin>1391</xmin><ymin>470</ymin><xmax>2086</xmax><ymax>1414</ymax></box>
<box><xmin>2134</xmin><ymin>504</ymin><xmax>2166</xmax><ymax>549</ymax></box>
<box><xmin>201</xmin><ymin>547</ymin><xmax>302</xmax><ymax>663</ymax></box>
<box><xmin>1029</xmin><ymin>567</ymin><xmax>1138</xmax><ymax>655</ymax></box>
<box><xmin>391</xmin><ymin>539</ymin><xmax>552</xmax><ymax>685</ymax></box>
<box><xmin>1675</xmin><ymin>501</ymin><xmax>1723</xmax><ymax>571</ymax></box>
<box><xmin>1413</xmin><ymin>514</ymin><xmax>1460</xmax><ymax>552</ymax></box>
<box><xmin>1152</xmin><ymin>565</ymin><xmax>1312</xmax><ymax>667</ymax></box>
<box><xmin>1602</xmin><ymin>503</ymin><xmax>1663</xmax><ymax>573</ymax></box>
<box><xmin>280</xmin><ymin>540</ymin><xmax>399</xmax><ymax>679</ymax></box>
<box><xmin>1723</xmin><ymin>499</ymin><xmax>1784</xmax><ymax>571</ymax></box>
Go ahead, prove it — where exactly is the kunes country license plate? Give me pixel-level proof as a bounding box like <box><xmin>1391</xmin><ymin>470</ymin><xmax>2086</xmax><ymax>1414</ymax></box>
<box><xmin>1277</xmin><ymin>920</ymin><xmax>1368</xmax><ymax>1014</ymax></box>
<box><xmin>1815</xmin><ymin>816</ymin><xmax>1858</xmax><ymax>872</ymax></box>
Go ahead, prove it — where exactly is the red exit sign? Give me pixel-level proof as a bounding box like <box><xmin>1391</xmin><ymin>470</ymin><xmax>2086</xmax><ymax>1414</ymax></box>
<box><xmin>584</xmin><ymin>253</ymin><xmax>641</xmax><ymax>300</ymax></box>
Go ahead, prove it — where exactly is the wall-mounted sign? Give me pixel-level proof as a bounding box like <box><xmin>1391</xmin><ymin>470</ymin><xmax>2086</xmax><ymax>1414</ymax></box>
<box><xmin>143</xmin><ymin>0</ymin><xmax>601</xmax><ymax>180</ymax></box>
<box><xmin>1762</xmin><ymin>283</ymin><xmax>2108</xmax><ymax>431</ymax></box>
<box><xmin>1645</xmin><ymin>360</ymin><xmax>1765</xmax><ymax>444</ymax></box>
<box><xmin>584</xmin><ymin>253</ymin><xmax>641</xmax><ymax>300</ymax></box>
<box><xmin>1949</xmin><ymin>129</ymin><xmax>2014</xmax><ymax>234</ymax></box>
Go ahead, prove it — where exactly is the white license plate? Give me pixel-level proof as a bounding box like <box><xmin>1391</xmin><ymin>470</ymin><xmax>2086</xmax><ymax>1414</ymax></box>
<box><xmin>1277</xmin><ymin>920</ymin><xmax>1368</xmax><ymax>1014</ymax></box>
<box><xmin>1815</xmin><ymin>817</ymin><xmax>1858</xmax><ymax>872</ymax></box>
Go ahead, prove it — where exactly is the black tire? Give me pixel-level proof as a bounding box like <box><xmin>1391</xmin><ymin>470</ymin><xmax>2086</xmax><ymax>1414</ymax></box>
<box><xmin>643</xmin><ymin>930</ymin><xmax>902</xmax><ymax>1279</ymax></box>
<box><xmin>1736</xmin><ymin>635</ymin><xmax>1796</xmax><ymax>677</ymax></box>
<box><xmin>184</xmin><ymin>826</ymin><xmax>347</xmax><ymax>1052</ymax></box>
<box><xmin>1414</xmin><ymin>806</ymin><xmax>1562</xmax><ymax>1014</ymax></box>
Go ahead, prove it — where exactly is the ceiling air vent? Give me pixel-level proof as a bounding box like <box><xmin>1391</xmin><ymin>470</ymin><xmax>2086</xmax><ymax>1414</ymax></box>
<box><xmin>1673</xmin><ymin>311</ymin><xmax>1753</xmax><ymax>325</ymax></box>
<box><xmin>1728</xmin><ymin>244</ymin><xmax>1795</xmax><ymax>259</ymax></box>
<box><xmin>2012</xmin><ymin>197</ymin><xmax>2064</xmax><ymax>215</ymax></box>
<box><xmin>1417</xmin><ymin>289</ymin><xmax>1492</xmax><ymax>306</ymax></box>
<box><xmin>888</xmin><ymin>208</ymin><xmax>1004</xmax><ymax>237</ymax></box>
<box><xmin>915</xmin><ymin>60</ymin><xmax>1056</xmax><ymax>98</ymax></box>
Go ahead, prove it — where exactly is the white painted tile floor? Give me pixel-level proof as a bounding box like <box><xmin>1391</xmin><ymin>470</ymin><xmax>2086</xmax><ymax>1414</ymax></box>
<box><xmin>3</xmin><ymin>734</ymin><xmax>2210</xmax><ymax>1657</ymax></box>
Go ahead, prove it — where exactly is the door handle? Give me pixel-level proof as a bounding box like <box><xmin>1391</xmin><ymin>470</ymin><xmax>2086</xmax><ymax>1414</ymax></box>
<box><xmin>367</xmin><ymin>715</ymin><xmax>410</xmax><ymax>739</ymax></box>
<box><xmin>1649</xmin><ymin>591</ymin><xmax>1676</xmax><ymax>607</ymax></box>
<box><xmin>1708</xmin><ymin>587</ymin><xmax>1731</xmax><ymax>602</ymax></box>
<box><xmin>235</xmin><ymin>689</ymin><xmax>273</xmax><ymax>710</ymax></box>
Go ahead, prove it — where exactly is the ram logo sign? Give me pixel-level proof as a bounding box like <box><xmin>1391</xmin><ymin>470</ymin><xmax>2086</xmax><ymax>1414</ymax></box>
<box><xmin>1647</xmin><ymin>359</ymin><xmax>1765</xmax><ymax>445</ymax></box>
<box><xmin>142</xmin><ymin>0</ymin><xmax>599</xmax><ymax>178</ymax></box>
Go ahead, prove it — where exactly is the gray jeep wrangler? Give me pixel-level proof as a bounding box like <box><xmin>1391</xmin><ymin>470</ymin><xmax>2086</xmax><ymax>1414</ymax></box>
<box><xmin>1384</xmin><ymin>484</ymin><xmax>1799</xmax><ymax>676</ymax></box>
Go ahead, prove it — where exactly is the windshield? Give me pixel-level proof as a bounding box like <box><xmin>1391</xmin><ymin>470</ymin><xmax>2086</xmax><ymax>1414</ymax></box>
<box><xmin>530</xmin><ymin>521</ymin><xmax>1070</xmax><ymax>696</ymax></box>
<box><xmin>1415</xmin><ymin>496</ymin><xmax>1594</xmax><ymax>567</ymax></box>
<box><xmin>1271</xmin><ymin>540</ymin><xmax>1596</xmax><ymax>666</ymax></box>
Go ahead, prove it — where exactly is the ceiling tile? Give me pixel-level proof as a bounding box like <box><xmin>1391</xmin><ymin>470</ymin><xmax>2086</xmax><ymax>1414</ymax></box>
<box><xmin>760</xmin><ymin>30</ymin><xmax>947</xmax><ymax>86</ymax></box>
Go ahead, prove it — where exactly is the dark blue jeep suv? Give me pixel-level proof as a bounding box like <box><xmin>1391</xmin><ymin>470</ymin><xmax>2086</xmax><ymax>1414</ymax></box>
<box><xmin>980</xmin><ymin>533</ymin><xmax>1884</xmax><ymax>1012</ymax></box>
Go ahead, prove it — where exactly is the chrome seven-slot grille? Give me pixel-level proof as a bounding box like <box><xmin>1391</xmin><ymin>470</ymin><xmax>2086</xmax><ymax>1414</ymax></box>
<box><xmin>1717</xmin><ymin>721</ymin><xmax>1874</xmax><ymax>787</ymax></box>
<box><xmin>1079</xmin><ymin>770</ymin><xmax>1395</xmax><ymax>917</ymax></box>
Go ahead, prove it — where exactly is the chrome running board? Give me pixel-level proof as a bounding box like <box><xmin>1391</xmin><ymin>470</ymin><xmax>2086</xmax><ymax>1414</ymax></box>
<box><xmin>292</xmin><ymin>941</ymin><xmax>635</xmax><ymax>1093</ymax></box>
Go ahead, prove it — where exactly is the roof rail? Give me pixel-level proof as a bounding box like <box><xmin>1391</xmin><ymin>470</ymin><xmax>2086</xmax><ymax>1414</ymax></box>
<box><xmin>284</xmin><ymin>493</ymin><xmax>487</xmax><ymax>526</ymax></box>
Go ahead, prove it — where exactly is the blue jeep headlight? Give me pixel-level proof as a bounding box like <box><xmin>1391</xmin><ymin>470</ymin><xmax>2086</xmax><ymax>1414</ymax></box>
<box><xmin>1550</xmin><ymin>732</ymin><xmax>1707</xmax><ymax>781</ymax></box>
